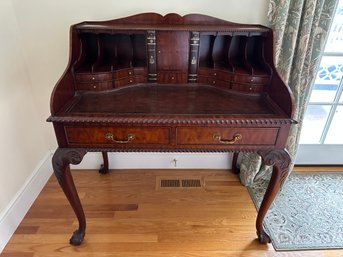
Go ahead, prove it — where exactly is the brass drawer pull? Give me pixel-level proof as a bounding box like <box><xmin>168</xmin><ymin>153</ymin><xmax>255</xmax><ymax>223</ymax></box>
<box><xmin>105</xmin><ymin>133</ymin><xmax>135</xmax><ymax>143</ymax></box>
<box><xmin>213</xmin><ymin>133</ymin><xmax>242</xmax><ymax>144</ymax></box>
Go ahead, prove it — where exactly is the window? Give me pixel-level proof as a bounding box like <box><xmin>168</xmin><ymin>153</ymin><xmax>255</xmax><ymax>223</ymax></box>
<box><xmin>300</xmin><ymin>1</ymin><xmax>343</xmax><ymax>145</ymax></box>
<box><xmin>297</xmin><ymin>0</ymin><xmax>343</xmax><ymax>164</ymax></box>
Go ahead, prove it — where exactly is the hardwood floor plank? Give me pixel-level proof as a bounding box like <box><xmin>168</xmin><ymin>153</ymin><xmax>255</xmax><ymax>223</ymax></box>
<box><xmin>0</xmin><ymin>253</ymin><xmax>34</xmax><ymax>257</ymax></box>
<box><xmin>2</xmin><ymin>168</ymin><xmax>343</xmax><ymax>257</ymax></box>
<box><xmin>13</xmin><ymin>226</ymin><xmax>39</xmax><ymax>235</ymax></box>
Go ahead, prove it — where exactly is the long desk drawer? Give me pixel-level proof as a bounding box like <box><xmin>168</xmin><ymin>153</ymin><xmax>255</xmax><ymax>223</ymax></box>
<box><xmin>176</xmin><ymin>127</ymin><xmax>279</xmax><ymax>146</ymax></box>
<box><xmin>65</xmin><ymin>127</ymin><xmax>170</xmax><ymax>145</ymax></box>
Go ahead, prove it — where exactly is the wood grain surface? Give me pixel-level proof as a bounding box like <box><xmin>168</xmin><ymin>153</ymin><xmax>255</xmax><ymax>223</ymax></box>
<box><xmin>2</xmin><ymin>167</ymin><xmax>342</xmax><ymax>257</ymax></box>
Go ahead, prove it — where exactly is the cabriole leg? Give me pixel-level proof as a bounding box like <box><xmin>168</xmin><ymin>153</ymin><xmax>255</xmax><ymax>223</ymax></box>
<box><xmin>99</xmin><ymin>151</ymin><xmax>109</xmax><ymax>174</ymax></box>
<box><xmin>52</xmin><ymin>148</ymin><xmax>87</xmax><ymax>245</ymax></box>
<box><xmin>256</xmin><ymin>149</ymin><xmax>291</xmax><ymax>243</ymax></box>
<box><xmin>231</xmin><ymin>152</ymin><xmax>240</xmax><ymax>174</ymax></box>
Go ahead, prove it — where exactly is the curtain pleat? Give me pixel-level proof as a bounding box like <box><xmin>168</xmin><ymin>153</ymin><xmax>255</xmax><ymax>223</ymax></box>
<box><xmin>238</xmin><ymin>0</ymin><xmax>337</xmax><ymax>186</ymax></box>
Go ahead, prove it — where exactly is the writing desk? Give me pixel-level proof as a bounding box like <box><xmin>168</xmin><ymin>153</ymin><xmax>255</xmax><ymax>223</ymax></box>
<box><xmin>48</xmin><ymin>13</ymin><xmax>295</xmax><ymax>246</ymax></box>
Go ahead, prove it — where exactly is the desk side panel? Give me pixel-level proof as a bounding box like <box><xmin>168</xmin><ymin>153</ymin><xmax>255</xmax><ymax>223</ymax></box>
<box><xmin>264</xmin><ymin>31</ymin><xmax>295</xmax><ymax>119</ymax></box>
<box><xmin>50</xmin><ymin>27</ymin><xmax>79</xmax><ymax>115</ymax></box>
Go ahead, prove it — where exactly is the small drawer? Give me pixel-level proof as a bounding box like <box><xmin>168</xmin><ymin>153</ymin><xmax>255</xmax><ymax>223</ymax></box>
<box><xmin>65</xmin><ymin>127</ymin><xmax>170</xmax><ymax>145</ymax></box>
<box><xmin>114</xmin><ymin>76</ymin><xmax>147</xmax><ymax>88</ymax></box>
<box><xmin>115</xmin><ymin>77</ymin><xmax>135</xmax><ymax>88</ymax></box>
<box><xmin>231</xmin><ymin>83</ymin><xmax>265</xmax><ymax>93</ymax></box>
<box><xmin>114</xmin><ymin>68</ymin><xmax>134</xmax><ymax>79</ymax></box>
<box><xmin>198</xmin><ymin>68</ymin><xmax>232</xmax><ymax>80</ymax></box>
<box><xmin>75</xmin><ymin>72</ymin><xmax>112</xmax><ymax>83</ymax></box>
<box><xmin>157</xmin><ymin>71</ymin><xmax>188</xmax><ymax>84</ymax></box>
<box><xmin>207</xmin><ymin>79</ymin><xmax>226</xmax><ymax>86</ymax></box>
<box><xmin>213</xmin><ymin>79</ymin><xmax>230</xmax><ymax>88</ymax></box>
<box><xmin>76</xmin><ymin>81</ymin><xmax>113</xmax><ymax>91</ymax></box>
<box><xmin>197</xmin><ymin>76</ymin><xmax>230</xmax><ymax>88</ymax></box>
<box><xmin>233</xmin><ymin>74</ymin><xmax>270</xmax><ymax>84</ymax></box>
<box><xmin>177</xmin><ymin>127</ymin><xmax>279</xmax><ymax>146</ymax></box>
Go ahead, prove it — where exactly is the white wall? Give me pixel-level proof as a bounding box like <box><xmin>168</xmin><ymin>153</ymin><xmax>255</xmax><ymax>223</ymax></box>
<box><xmin>0</xmin><ymin>0</ymin><xmax>268</xmax><ymax>250</ymax></box>
<box><xmin>0</xmin><ymin>0</ymin><xmax>49</xmax><ymax>217</ymax></box>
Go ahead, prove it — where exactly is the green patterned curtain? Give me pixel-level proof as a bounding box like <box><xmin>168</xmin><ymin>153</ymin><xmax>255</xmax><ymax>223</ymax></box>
<box><xmin>239</xmin><ymin>0</ymin><xmax>338</xmax><ymax>186</ymax></box>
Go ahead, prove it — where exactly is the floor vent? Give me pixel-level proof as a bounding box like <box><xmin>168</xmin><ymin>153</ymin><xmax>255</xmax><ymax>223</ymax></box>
<box><xmin>182</xmin><ymin>179</ymin><xmax>201</xmax><ymax>188</ymax></box>
<box><xmin>158</xmin><ymin>178</ymin><xmax>203</xmax><ymax>189</ymax></box>
<box><xmin>161</xmin><ymin>179</ymin><xmax>180</xmax><ymax>188</ymax></box>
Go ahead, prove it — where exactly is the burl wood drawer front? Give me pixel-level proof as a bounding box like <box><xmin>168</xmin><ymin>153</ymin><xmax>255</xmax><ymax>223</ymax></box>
<box><xmin>65</xmin><ymin>127</ymin><xmax>170</xmax><ymax>145</ymax></box>
<box><xmin>176</xmin><ymin>127</ymin><xmax>279</xmax><ymax>145</ymax></box>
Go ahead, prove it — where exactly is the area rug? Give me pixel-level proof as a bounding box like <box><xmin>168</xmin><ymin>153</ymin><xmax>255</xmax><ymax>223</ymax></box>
<box><xmin>248</xmin><ymin>172</ymin><xmax>343</xmax><ymax>251</ymax></box>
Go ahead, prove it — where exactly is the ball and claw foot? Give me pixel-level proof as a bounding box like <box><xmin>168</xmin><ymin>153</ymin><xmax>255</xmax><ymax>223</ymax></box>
<box><xmin>99</xmin><ymin>164</ymin><xmax>109</xmax><ymax>174</ymax></box>
<box><xmin>257</xmin><ymin>230</ymin><xmax>271</xmax><ymax>244</ymax></box>
<box><xmin>232</xmin><ymin>166</ymin><xmax>240</xmax><ymax>174</ymax></box>
<box><xmin>69</xmin><ymin>229</ymin><xmax>85</xmax><ymax>246</ymax></box>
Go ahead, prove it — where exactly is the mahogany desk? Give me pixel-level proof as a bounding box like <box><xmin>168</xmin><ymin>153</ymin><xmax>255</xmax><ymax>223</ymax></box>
<box><xmin>48</xmin><ymin>13</ymin><xmax>295</xmax><ymax>246</ymax></box>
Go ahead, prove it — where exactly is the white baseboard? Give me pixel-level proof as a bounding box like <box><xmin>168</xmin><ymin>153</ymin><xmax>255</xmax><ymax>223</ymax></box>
<box><xmin>72</xmin><ymin>152</ymin><xmax>232</xmax><ymax>170</ymax></box>
<box><xmin>296</xmin><ymin>144</ymin><xmax>343</xmax><ymax>165</ymax></box>
<box><xmin>0</xmin><ymin>151</ymin><xmax>53</xmax><ymax>253</ymax></box>
<box><xmin>0</xmin><ymin>150</ymin><xmax>231</xmax><ymax>253</ymax></box>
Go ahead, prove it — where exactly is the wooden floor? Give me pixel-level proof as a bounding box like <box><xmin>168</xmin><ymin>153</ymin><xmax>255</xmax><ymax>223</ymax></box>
<box><xmin>2</xmin><ymin>166</ymin><xmax>343</xmax><ymax>257</ymax></box>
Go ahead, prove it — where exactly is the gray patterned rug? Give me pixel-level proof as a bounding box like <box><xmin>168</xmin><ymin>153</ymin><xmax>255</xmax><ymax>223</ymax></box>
<box><xmin>248</xmin><ymin>172</ymin><xmax>343</xmax><ymax>251</ymax></box>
